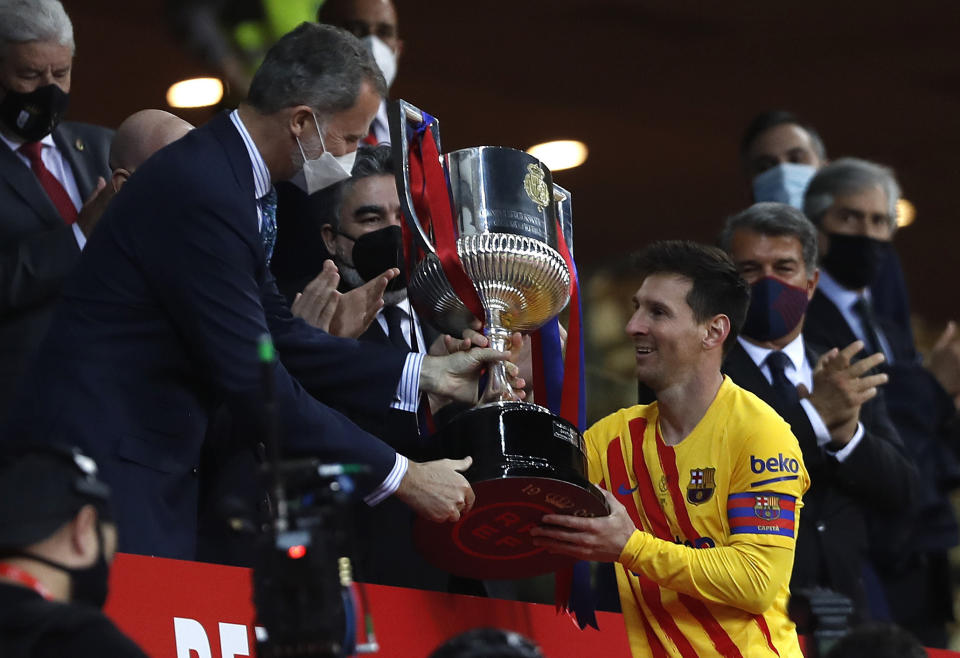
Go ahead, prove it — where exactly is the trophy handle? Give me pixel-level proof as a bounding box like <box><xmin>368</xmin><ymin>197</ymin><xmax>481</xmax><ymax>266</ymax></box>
<box><xmin>389</xmin><ymin>99</ymin><xmax>440</xmax><ymax>256</ymax></box>
<box><xmin>553</xmin><ymin>184</ymin><xmax>574</xmax><ymax>259</ymax></box>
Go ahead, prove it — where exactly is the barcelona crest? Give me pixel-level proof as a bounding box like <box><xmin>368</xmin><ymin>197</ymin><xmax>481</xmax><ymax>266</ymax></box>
<box><xmin>753</xmin><ymin>494</ymin><xmax>781</xmax><ymax>521</ymax></box>
<box><xmin>686</xmin><ymin>468</ymin><xmax>716</xmax><ymax>505</ymax></box>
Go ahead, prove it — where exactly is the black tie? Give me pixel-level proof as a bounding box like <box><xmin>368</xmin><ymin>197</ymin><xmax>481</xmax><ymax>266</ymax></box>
<box><xmin>852</xmin><ymin>297</ymin><xmax>887</xmax><ymax>359</ymax></box>
<box><xmin>382</xmin><ymin>305</ymin><xmax>411</xmax><ymax>351</ymax></box>
<box><xmin>766</xmin><ymin>351</ymin><xmax>799</xmax><ymax>407</ymax></box>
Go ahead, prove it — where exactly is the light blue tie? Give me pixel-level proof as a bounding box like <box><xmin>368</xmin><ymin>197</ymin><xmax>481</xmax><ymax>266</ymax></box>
<box><xmin>259</xmin><ymin>188</ymin><xmax>278</xmax><ymax>265</ymax></box>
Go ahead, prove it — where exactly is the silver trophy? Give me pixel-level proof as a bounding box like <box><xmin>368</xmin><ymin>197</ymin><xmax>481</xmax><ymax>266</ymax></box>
<box><xmin>390</xmin><ymin>100</ymin><xmax>607</xmax><ymax>579</ymax></box>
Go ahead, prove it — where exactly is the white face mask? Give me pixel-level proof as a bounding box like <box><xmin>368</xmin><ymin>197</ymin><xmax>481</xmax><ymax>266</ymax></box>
<box><xmin>361</xmin><ymin>35</ymin><xmax>397</xmax><ymax>89</ymax></box>
<box><xmin>290</xmin><ymin>112</ymin><xmax>357</xmax><ymax>194</ymax></box>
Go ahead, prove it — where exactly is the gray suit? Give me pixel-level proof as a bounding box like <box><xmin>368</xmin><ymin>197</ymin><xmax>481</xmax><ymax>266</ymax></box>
<box><xmin>0</xmin><ymin>121</ymin><xmax>112</xmax><ymax>420</ymax></box>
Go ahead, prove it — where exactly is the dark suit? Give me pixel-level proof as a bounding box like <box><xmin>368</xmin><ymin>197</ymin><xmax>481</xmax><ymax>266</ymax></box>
<box><xmin>270</xmin><ymin>180</ymin><xmax>333</xmax><ymax>304</ymax></box>
<box><xmin>0</xmin><ymin>122</ymin><xmax>112</xmax><ymax>421</ymax></box>
<box><xmin>805</xmin><ymin>289</ymin><xmax>959</xmax><ymax>646</ymax></box>
<box><xmin>723</xmin><ymin>341</ymin><xmax>917</xmax><ymax>620</ymax></box>
<box><xmin>344</xmin><ymin>309</ymin><xmax>453</xmax><ymax>590</ymax></box>
<box><xmin>4</xmin><ymin>112</ymin><xmax>411</xmax><ymax>560</ymax></box>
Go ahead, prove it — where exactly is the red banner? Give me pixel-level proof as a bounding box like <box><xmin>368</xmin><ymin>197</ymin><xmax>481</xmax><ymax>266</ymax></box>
<box><xmin>104</xmin><ymin>553</ymin><xmax>631</xmax><ymax>657</ymax></box>
<box><xmin>103</xmin><ymin>553</ymin><xmax>960</xmax><ymax>657</ymax></box>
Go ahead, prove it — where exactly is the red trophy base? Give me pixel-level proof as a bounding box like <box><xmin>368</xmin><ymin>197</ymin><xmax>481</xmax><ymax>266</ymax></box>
<box><xmin>412</xmin><ymin>402</ymin><xmax>609</xmax><ymax>579</ymax></box>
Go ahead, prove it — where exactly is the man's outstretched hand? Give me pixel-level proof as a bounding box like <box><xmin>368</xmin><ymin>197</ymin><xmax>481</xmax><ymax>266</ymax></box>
<box><xmin>291</xmin><ymin>260</ymin><xmax>399</xmax><ymax>338</ymax></box>
<box><xmin>394</xmin><ymin>457</ymin><xmax>475</xmax><ymax>522</ymax></box>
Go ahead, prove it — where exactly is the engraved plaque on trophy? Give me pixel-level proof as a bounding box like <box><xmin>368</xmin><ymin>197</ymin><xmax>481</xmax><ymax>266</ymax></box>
<box><xmin>390</xmin><ymin>100</ymin><xmax>608</xmax><ymax>579</ymax></box>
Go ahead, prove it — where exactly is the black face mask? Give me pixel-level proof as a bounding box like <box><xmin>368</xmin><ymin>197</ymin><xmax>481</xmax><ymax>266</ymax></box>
<box><xmin>821</xmin><ymin>232</ymin><xmax>893</xmax><ymax>290</ymax></box>
<box><xmin>1</xmin><ymin>526</ymin><xmax>110</xmax><ymax>609</ymax></box>
<box><xmin>0</xmin><ymin>83</ymin><xmax>70</xmax><ymax>142</ymax></box>
<box><xmin>343</xmin><ymin>225</ymin><xmax>407</xmax><ymax>292</ymax></box>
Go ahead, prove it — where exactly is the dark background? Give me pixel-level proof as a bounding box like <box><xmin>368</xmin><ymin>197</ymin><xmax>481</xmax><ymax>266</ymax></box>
<box><xmin>65</xmin><ymin>0</ymin><xmax>960</xmax><ymax>324</ymax></box>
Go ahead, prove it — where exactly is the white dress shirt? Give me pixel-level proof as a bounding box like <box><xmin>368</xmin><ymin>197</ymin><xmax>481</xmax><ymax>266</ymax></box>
<box><xmin>817</xmin><ymin>269</ymin><xmax>895</xmax><ymax>364</ymax></box>
<box><xmin>737</xmin><ymin>334</ymin><xmax>864</xmax><ymax>462</ymax></box>
<box><xmin>374</xmin><ymin>297</ymin><xmax>427</xmax><ymax>355</ymax></box>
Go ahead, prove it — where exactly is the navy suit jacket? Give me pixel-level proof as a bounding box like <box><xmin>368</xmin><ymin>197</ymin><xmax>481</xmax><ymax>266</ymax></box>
<box><xmin>723</xmin><ymin>341</ymin><xmax>917</xmax><ymax>618</ymax></box>
<box><xmin>5</xmin><ymin>113</ymin><xmax>409</xmax><ymax>559</ymax></box>
<box><xmin>804</xmin><ymin>290</ymin><xmax>960</xmax><ymax>553</ymax></box>
<box><xmin>0</xmin><ymin>122</ymin><xmax>112</xmax><ymax>421</ymax></box>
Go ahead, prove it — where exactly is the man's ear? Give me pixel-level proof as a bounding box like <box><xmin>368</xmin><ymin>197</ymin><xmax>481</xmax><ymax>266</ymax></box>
<box><xmin>288</xmin><ymin>105</ymin><xmax>316</xmax><ymax>140</ymax></box>
<box><xmin>394</xmin><ymin>39</ymin><xmax>405</xmax><ymax>60</ymax></box>
<box><xmin>806</xmin><ymin>268</ymin><xmax>820</xmax><ymax>300</ymax></box>
<box><xmin>704</xmin><ymin>314</ymin><xmax>731</xmax><ymax>353</ymax></box>
<box><xmin>69</xmin><ymin>505</ymin><xmax>99</xmax><ymax>561</ymax></box>
<box><xmin>321</xmin><ymin>223</ymin><xmax>337</xmax><ymax>254</ymax></box>
<box><xmin>111</xmin><ymin>168</ymin><xmax>130</xmax><ymax>192</ymax></box>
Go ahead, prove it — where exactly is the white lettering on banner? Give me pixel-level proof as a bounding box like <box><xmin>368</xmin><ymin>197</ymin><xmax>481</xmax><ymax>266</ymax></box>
<box><xmin>174</xmin><ymin>617</ymin><xmax>211</xmax><ymax>658</ymax></box>
<box><xmin>174</xmin><ymin>617</ymin><xmax>266</xmax><ymax>658</ymax></box>
<box><xmin>220</xmin><ymin>622</ymin><xmax>250</xmax><ymax>658</ymax></box>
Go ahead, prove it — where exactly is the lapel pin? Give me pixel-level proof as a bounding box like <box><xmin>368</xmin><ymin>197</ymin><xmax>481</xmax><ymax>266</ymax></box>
<box><xmin>75</xmin><ymin>138</ymin><xmax>85</xmax><ymax>151</ymax></box>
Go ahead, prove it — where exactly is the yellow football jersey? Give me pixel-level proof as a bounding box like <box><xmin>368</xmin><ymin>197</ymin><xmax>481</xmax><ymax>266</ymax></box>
<box><xmin>586</xmin><ymin>376</ymin><xmax>810</xmax><ymax>658</ymax></box>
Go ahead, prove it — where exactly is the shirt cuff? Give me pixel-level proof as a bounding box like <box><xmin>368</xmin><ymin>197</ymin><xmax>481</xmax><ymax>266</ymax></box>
<box><xmin>825</xmin><ymin>423</ymin><xmax>865</xmax><ymax>463</ymax></box>
<box><xmin>363</xmin><ymin>453</ymin><xmax>408</xmax><ymax>506</ymax></box>
<box><xmin>72</xmin><ymin>222</ymin><xmax>87</xmax><ymax>250</ymax></box>
<box><xmin>618</xmin><ymin>529</ymin><xmax>650</xmax><ymax>570</ymax></box>
<box><xmin>391</xmin><ymin>352</ymin><xmax>424</xmax><ymax>413</ymax></box>
<box><xmin>800</xmin><ymin>398</ymin><xmax>832</xmax><ymax>447</ymax></box>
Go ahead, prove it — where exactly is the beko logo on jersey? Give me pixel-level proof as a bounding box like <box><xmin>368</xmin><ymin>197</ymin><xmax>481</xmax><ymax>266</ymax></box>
<box><xmin>750</xmin><ymin>453</ymin><xmax>800</xmax><ymax>474</ymax></box>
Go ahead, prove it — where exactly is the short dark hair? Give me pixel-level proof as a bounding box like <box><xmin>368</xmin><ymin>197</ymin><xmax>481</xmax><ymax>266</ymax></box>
<box><xmin>322</xmin><ymin>143</ymin><xmax>394</xmax><ymax>231</ymax></box>
<box><xmin>824</xmin><ymin>623</ymin><xmax>925</xmax><ymax>658</ymax></box>
<box><xmin>0</xmin><ymin>443</ymin><xmax>111</xmax><ymax>549</ymax></box>
<box><xmin>718</xmin><ymin>202</ymin><xmax>819</xmax><ymax>275</ymax></box>
<box><xmin>739</xmin><ymin>110</ymin><xmax>827</xmax><ymax>171</ymax></box>
<box><xmin>247</xmin><ymin>22</ymin><xmax>385</xmax><ymax>118</ymax></box>
<box><xmin>633</xmin><ymin>240</ymin><xmax>750</xmax><ymax>356</ymax></box>
<box><xmin>429</xmin><ymin>628</ymin><xmax>544</xmax><ymax>658</ymax></box>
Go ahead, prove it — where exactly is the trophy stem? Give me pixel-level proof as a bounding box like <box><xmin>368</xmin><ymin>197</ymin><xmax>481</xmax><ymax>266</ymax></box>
<box><xmin>480</xmin><ymin>307</ymin><xmax>519</xmax><ymax>403</ymax></box>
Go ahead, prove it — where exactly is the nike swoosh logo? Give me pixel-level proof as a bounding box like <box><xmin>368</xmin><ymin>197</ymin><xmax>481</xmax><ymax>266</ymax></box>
<box><xmin>617</xmin><ymin>483</ymin><xmax>639</xmax><ymax>495</ymax></box>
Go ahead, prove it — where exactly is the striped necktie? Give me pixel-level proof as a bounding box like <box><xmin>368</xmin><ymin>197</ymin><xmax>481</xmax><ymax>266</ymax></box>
<box><xmin>259</xmin><ymin>188</ymin><xmax>278</xmax><ymax>264</ymax></box>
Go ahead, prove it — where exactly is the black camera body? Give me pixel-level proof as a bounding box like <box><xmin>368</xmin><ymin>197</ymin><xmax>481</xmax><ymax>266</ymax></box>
<box><xmin>253</xmin><ymin>459</ymin><xmax>365</xmax><ymax>658</ymax></box>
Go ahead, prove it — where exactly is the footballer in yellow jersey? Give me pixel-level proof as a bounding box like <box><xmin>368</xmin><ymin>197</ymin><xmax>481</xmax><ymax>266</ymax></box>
<box><xmin>585</xmin><ymin>377</ymin><xmax>809</xmax><ymax>657</ymax></box>
<box><xmin>531</xmin><ymin>240</ymin><xmax>810</xmax><ymax>658</ymax></box>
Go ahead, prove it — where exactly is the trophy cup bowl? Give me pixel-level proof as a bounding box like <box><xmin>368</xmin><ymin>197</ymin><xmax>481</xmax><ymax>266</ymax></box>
<box><xmin>390</xmin><ymin>101</ymin><xmax>608</xmax><ymax>579</ymax></box>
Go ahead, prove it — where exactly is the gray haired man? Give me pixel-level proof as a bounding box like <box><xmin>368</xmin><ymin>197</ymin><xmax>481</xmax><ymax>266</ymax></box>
<box><xmin>803</xmin><ymin>158</ymin><xmax>960</xmax><ymax>647</ymax></box>
<box><xmin>0</xmin><ymin>0</ymin><xmax>114</xmax><ymax>421</ymax></box>
<box><xmin>6</xmin><ymin>23</ymin><xmax>523</xmax><ymax>561</ymax></box>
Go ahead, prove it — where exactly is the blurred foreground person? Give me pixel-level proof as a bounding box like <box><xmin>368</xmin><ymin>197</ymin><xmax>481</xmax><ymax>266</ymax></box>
<box><xmin>429</xmin><ymin>628</ymin><xmax>544</xmax><ymax>658</ymax></box>
<box><xmin>0</xmin><ymin>444</ymin><xmax>146</xmax><ymax>657</ymax></box>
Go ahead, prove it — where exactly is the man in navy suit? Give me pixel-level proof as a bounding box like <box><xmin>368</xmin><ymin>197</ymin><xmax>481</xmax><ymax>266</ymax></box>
<box><xmin>272</xmin><ymin>143</ymin><xmax>474</xmax><ymax>591</ymax></box>
<box><xmin>718</xmin><ymin>202</ymin><xmax>917</xmax><ymax>622</ymax></box>
<box><xmin>0</xmin><ymin>0</ymin><xmax>115</xmax><ymax>421</ymax></box>
<box><xmin>6</xmin><ymin>23</ymin><xmax>517</xmax><ymax>562</ymax></box>
<box><xmin>802</xmin><ymin>158</ymin><xmax>960</xmax><ymax>646</ymax></box>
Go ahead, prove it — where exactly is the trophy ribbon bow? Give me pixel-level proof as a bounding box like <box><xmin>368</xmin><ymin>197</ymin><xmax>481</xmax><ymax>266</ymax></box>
<box><xmin>405</xmin><ymin>113</ymin><xmax>485</xmax><ymax>327</ymax></box>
